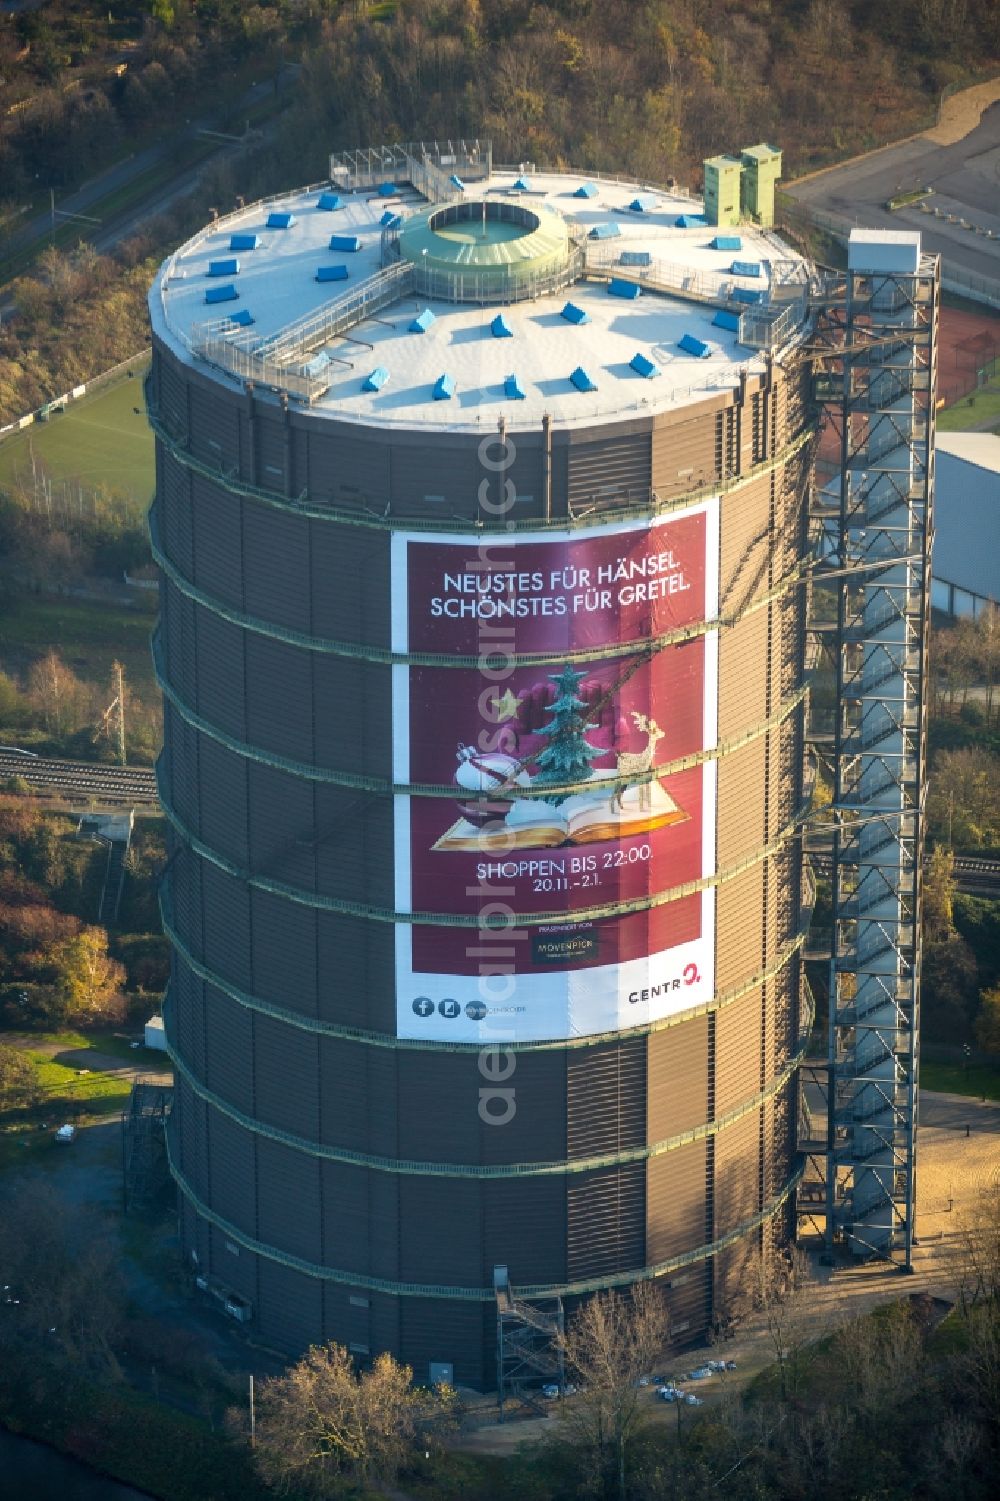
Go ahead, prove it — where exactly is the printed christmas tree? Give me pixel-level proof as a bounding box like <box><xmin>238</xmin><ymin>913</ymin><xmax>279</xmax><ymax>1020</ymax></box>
<box><xmin>532</xmin><ymin>664</ymin><xmax>602</xmax><ymax>804</ymax></box>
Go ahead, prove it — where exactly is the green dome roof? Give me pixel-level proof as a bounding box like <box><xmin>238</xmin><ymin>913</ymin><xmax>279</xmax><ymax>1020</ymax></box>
<box><xmin>398</xmin><ymin>199</ymin><xmax>570</xmax><ymax>293</ymax></box>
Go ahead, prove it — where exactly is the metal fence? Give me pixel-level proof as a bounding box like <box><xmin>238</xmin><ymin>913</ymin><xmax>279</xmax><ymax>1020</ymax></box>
<box><xmin>329</xmin><ymin>139</ymin><xmax>492</xmax><ymax>192</ymax></box>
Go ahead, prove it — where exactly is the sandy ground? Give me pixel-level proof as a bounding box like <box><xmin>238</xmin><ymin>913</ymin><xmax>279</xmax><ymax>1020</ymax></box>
<box><xmin>456</xmin><ymin>1087</ymin><xmax>1000</xmax><ymax>1457</ymax></box>
<box><xmin>926</xmin><ymin>77</ymin><xmax>1000</xmax><ymax>145</ymax></box>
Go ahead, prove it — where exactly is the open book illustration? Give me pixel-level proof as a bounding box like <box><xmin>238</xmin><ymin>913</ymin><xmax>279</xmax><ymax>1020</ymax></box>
<box><xmin>433</xmin><ymin>774</ymin><xmax>687</xmax><ymax>852</ymax></box>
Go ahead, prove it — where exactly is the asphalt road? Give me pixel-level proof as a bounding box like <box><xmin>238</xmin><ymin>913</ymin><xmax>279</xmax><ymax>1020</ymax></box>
<box><xmin>786</xmin><ymin>101</ymin><xmax>1000</xmax><ymax>293</ymax></box>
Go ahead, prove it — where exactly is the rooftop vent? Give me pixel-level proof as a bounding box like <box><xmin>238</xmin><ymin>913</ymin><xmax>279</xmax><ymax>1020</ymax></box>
<box><xmin>678</xmin><ymin>333</ymin><xmax>711</xmax><ymax>358</ymax></box>
<box><xmin>205</xmin><ymin>283</ymin><xmax>238</xmax><ymax>305</ymax></box>
<box><xmin>207</xmin><ymin>257</ymin><xmax>239</xmax><ymax>278</ymax></box>
<box><xmin>267</xmin><ymin>211</ymin><xmax>295</xmax><ymax>229</ymax></box>
<box><xmin>630</xmin><ymin>352</ymin><xmax>659</xmax><ymax>378</ymax></box>
<box><xmin>229</xmin><ymin>233</ymin><xmax>258</xmax><ymax>251</ymax></box>
<box><xmin>330</xmin><ymin>234</ymin><xmax>361</xmax><ymax>252</ymax></box>
<box><xmin>513</xmin><ymin>175</ymin><xmax>532</xmax><ymax>191</ymax></box>
<box><xmin>620</xmin><ymin>250</ymin><xmax>651</xmax><ymax>267</ymax></box>
<box><xmin>730</xmin><ymin>260</ymin><xmax>762</xmax><ymax>277</ymax></box>
<box><xmin>504</xmin><ymin>373</ymin><xmax>526</xmax><ymax>400</ymax></box>
<box><xmin>590</xmin><ymin>221</ymin><xmax>621</xmax><ymax>240</ymax></box>
<box><xmin>712</xmin><ymin>235</ymin><xmax>742</xmax><ymax>251</ymax></box>
<box><xmin>433</xmin><ymin>373</ymin><xmax>455</xmax><ymax>400</ymax></box>
<box><xmin>732</xmin><ymin>287</ymin><xmax>764</xmax><ymax>304</ymax></box>
<box><xmin>317</xmin><ymin>192</ymin><xmax>342</xmax><ymax>211</ymax></box>
<box><xmin>316</xmin><ymin>265</ymin><xmax>349</xmax><ymax>282</ymax></box>
<box><xmin>363</xmin><ymin>367</ymin><xmax>389</xmax><ymax>392</ymax></box>
<box><xmin>570</xmin><ymin>365</ymin><xmax>598</xmax><ymax>392</ymax></box>
<box><xmin>378</xmin><ymin>181</ymin><xmax>400</xmax><ymax>196</ymax></box>
<box><xmin>380</xmin><ymin>210</ymin><xmax>402</xmax><ymax>228</ymax></box>
<box><xmin>491</xmin><ymin>313</ymin><xmax>513</xmax><ymax>338</ymax></box>
<box><xmin>712</xmin><ymin>309</ymin><xmax>741</xmax><ymax>331</ymax></box>
<box><xmin>608</xmin><ymin>278</ymin><xmax>641</xmax><ymax>299</ymax></box>
<box><xmin>226</xmin><ymin>308</ymin><xmax>254</xmax><ymax>327</ymax></box>
<box><xmin>575</xmin><ymin>182</ymin><xmax>598</xmax><ymax>198</ymax></box>
<box><xmin>561</xmin><ymin>301</ymin><xmax>590</xmax><ymax>325</ymax></box>
<box><xmin>675</xmin><ymin>213</ymin><xmax>706</xmax><ymax>229</ymax></box>
<box><xmin>628</xmin><ymin>195</ymin><xmax>655</xmax><ymax>213</ymax></box>
<box><xmin>410</xmin><ymin>308</ymin><xmax>436</xmax><ymax>333</ymax></box>
<box><xmin>450</xmin><ymin>174</ymin><xmax>466</xmax><ymax>191</ymax></box>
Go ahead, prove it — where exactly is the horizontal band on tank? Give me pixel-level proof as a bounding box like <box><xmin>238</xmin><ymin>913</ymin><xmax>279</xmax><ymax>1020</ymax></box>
<box><xmin>147</xmin><ymin>395</ymin><xmax>814</xmax><ymax>537</ymax></box>
<box><xmin>149</xmin><ymin>505</ymin><xmax>808</xmax><ymax>672</ymax></box>
<box><xmin>166</xmin><ymin>1118</ymin><xmax>804</xmax><ymax>1301</ymax></box>
<box><xmin>161</xmin><ymin>880</ymin><xmax>809</xmax><ymax>1052</ymax></box>
<box><xmin>163</xmin><ymin>983</ymin><xmax>811</xmax><ymax>1177</ymax></box>
<box><xmin>154</xmin><ymin>626</ymin><xmax>806</xmax><ymax>800</ymax></box>
<box><xmin>158</xmin><ymin>768</ymin><xmax>810</xmax><ymax>927</ymax></box>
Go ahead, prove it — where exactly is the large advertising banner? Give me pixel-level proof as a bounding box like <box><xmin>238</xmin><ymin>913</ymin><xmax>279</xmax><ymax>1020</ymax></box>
<box><xmin>391</xmin><ymin>499</ymin><xmax>719</xmax><ymax>1042</ymax></box>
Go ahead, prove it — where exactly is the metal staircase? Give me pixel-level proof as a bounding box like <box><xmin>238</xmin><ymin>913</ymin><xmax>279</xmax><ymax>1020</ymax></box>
<box><xmin>495</xmin><ymin>1264</ymin><xmax>565</xmax><ymax>1417</ymax></box>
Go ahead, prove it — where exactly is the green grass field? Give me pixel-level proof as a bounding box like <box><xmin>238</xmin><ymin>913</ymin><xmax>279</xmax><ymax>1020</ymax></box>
<box><xmin>938</xmin><ymin>385</ymin><xmax>1000</xmax><ymax>432</ymax></box>
<box><xmin>0</xmin><ymin>365</ymin><xmax>154</xmax><ymax>503</ymax></box>
<box><xmin>921</xmin><ymin>1059</ymin><xmax>1000</xmax><ymax>1100</ymax></box>
<box><xmin>0</xmin><ymin>594</ymin><xmax>158</xmax><ymax>705</ymax></box>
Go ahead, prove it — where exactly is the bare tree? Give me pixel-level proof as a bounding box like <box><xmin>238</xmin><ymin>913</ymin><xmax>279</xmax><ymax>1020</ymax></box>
<box><xmin>953</xmin><ymin>1170</ymin><xmax>1000</xmax><ymax>1310</ymax></box>
<box><xmin>833</xmin><ymin>1300</ymin><xmax>924</xmax><ymax>1428</ymax></box>
<box><xmin>556</xmin><ymin>1283</ymin><xmax>669</xmax><ymax>1501</ymax></box>
<box><xmin>733</xmin><ymin>1242</ymin><xmax>814</xmax><ymax>1401</ymax></box>
<box><xmin>254</xmin><ymin>1342</ymin><xmax>453</xmax><ymax>1497</ymax></box>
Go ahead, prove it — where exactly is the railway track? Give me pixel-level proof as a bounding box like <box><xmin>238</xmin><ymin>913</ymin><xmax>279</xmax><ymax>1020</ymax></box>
<box><xmin>805</xmin><ymin>847</ymin><xmax>1000</xmax><ymax>896</ymax></box>
<box><xmin>0</xmin><ymin>749</ymin><xmax>158</xmax><ymax>806</ymax></box>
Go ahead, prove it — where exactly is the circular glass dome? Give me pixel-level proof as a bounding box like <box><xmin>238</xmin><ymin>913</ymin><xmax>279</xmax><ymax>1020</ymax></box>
<box><xmin>398</xmin><ymin>198</ymin><xmax>572</xmax><ymax>299</ymax></box>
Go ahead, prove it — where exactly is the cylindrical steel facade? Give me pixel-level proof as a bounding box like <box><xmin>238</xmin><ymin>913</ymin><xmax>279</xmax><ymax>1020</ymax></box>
<box><xmin>151</xmin><ymin>240</ymin><xmax>813</xmax><ymax>1385</ymax></box>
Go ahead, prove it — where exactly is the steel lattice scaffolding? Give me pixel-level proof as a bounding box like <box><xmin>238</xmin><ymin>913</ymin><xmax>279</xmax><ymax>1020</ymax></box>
<box><xmin>807</xmin><ymin>231</ymin><xmax>939</xmax><ymax>1265</ymax></box>
<box><xmin>494</xmin><ymin>1264</ymin><xmax>565</xmax><ymax>1418</ymax></box>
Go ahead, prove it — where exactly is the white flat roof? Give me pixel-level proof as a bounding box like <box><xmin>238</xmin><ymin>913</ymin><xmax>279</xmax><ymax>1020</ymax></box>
<box><xmin>151</xmin><ymin>169</ymin><xmax>809</xmax><ymax>433</ymax></box>
<box><xmin>936</xmin><ymin>432</ymin><xmax>1000</xmax><ymax>475</ymax></box>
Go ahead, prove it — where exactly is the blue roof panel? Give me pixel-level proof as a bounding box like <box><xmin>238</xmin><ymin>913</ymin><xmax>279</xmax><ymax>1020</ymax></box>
<box><xmin>205</xmin><ymin>283</ymin><xmax>238</xmax><ymax>305</ymax></box>
<box><xmin>410</xmin><ymin>308</ymin><xmax>436</xmax><ymax>333</ymax></box>
<box><xmin>363</xmin><ymin>367</ymin><xmax>389</xmax><ymax>392</ymax></box>
<box><xmin>608</xmin><ymin>278</ymin><xmax>641</xmax><ymax>300</ymax></box>
<box><xmin>732</xmin><ymin>286</ymin><xmax>764</xmax><ymax>304</ymax></box>
<box><xmin>712</xmin><ymin>309</ymin><xmax>741</xmax><ymax>331</ymax></box>
<box><xmin>316</xmin><ymin>265</ymin><xmax>349</xmax><ymax>282</ymax></box>
<box><xmin>207</xmin><ymin>257</ymin><xmax>239</xmax><ymax>277</ymax></box>
<box><xmin>590</xmin><ymin>221</ymin><xmax>621</xmax><ymax>240</ymax></box>
<box><xmin>675</xmin><ymin>213</ymin><xmax>707</xmax><ymax>228</ymax></box>
<box><xmin>630</xmin><ymin>352</ymin><xmax>659</xmax><ymax>379</ymax></box>
<box><xmin>317</xmin><ymin>192</ymin><xmax>342</xmax><ymax>211</ymax></box>
<box><xmin>504</xmin><ymin>374</ymin><xmax>526</xmax><ymax>400</ymax></box>
<box><xmin>229</xmin><ymin>233</ymin><xmax>258</xmax><ymax>251</ymax></box>
<box><xmin>628</xmin><ymin>195</ymin><xmax>655</xmax><ymax>213</ymax></box>
<box><xmin>267</xmin><ymin>211</ymin><xmax>295</xmax><ymax>229</ymax></box>
<box><xmin>731</xmin><ymin>259</ymin><xmax>762</xmax><ymax>277</ymax></box>
<box><xmin>574</xmin><ymin>182</ymin><xmax>598</xmax><ymax>198</ymax></box>
<box><xmin>329</xmin><ymin>234</ymin><xmax>361</xmax><ymax>252</ymax></box>
<box><xmin>570</xmin><ymin>365</ymin><xmax>598</xmax><ymax>392</ymax></box>
<box><xmin>491</xmin><ymin>313</ymin><xmax>513</xmax><ymax>338</ymax></box>
<box><xmin>712</xmin><ymin>235</ymin><xmax>742</xmax><ymax>251</ymax></box>
<box><xmin>227</xmin><ymin>308</ymin><xmax>254</xmax><ymax>327</ymax></box>
<box><xmin>678</xmin><ymin>333</ymin><xmax>711</xmax><ymax>358</ymax></box>
<box><xmin>561</xmin><ymin>301</ymin><xmax>590</xmax><ymax>325</ymax></box>
<box><xmin>433</xmin><ymin>373</ymin><xmax>455</xmax><ymax>400</ymax></box>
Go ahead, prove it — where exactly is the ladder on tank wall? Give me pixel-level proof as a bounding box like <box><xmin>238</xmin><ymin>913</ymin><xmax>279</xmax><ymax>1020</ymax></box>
<box><xmin>805</xmin><ymin>236</ymin><xmax>938</xmax><ymax>1267</ymax></box>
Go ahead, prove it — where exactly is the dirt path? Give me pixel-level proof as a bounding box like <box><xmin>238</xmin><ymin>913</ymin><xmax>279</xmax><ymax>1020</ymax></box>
<box><xmin>926</xmin><ymin>76</ymin><xmax>1000</xmax><ymax>145</ymax></box>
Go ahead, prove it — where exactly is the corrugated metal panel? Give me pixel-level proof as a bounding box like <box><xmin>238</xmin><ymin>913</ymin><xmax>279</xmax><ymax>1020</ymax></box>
<box><xmin>195</xmin><ymin>606</ymin><xmax>246</xmax><ymax>741</ymax></box>
<box><xmin>399</xmin><ymin>1178</ymin><xmax>481</xmax><ymax>1285</ymax></box>
<box><xmin>308</xmin><ymin>431</ymin><xmax>390</xmax><ymax>509</ymax></box>
<box><xmin>254</xmin><ymin>1014</ymin><xmax>320</xmax><ymax>1141</ymax></box>
<box><xmin>320</xmin><ymin>1161</ymin><xmax>370</xmax><ymax>1274</ymax></box>
<box><xmin>247</xmin><ymin>761</ymin><xmax>316</xmax><ymax>892</ymax></box>
<box><xmin>567</xmin><ymin>1163</ymin><xmax>645</xmax><ymax>1280</ymax></box>
<box><xmin>203</xmin><ymin>984</ymin><xmax>254</xmax><ymax>1114</ymax></box>
<box><xmin>172</xmin><ymin>960</ymin><xmax>206</xmax><ymax>1077</ymax></box>
<box><xmin>323</xmin><ymin>1282</ymin><xmax>372</xmax><ymax>1350</ymax></box>
<box><xmin>567</xmin><ymin>1038</ymin><xmax>646</xmax><ymax>1158</ymax></box>
<box><xmin>172</xmin><ymin>848</ymin><xmax>204</xmax><ymax>956</ymax></box>
<box><xmin>651</xmin><ymin>405</ymin><xmax>726</xmax><ymax>497</ymax></box>
<box><xmin>478</xmin><ymin>1049</ymin><xmax>567</xmax><ymax>1166</ymax></box>
<box><xmin>159</xmin><ymin>454</ymin><xmax>194</xmax><ymax>577</ymax></box>
<box><xmin>712</xmin><ymin>1109</ymin><xmax>761</xmax><ymax>1236</ymax></box>
<box><xmin>313</xmin><ymin>656</ymin><xmax>392</xmax><ymax>780</ymax></box>
<box><xmin>198</xmin><ymin>734</ymin><xmax>249</xmax><ymax>866</ymax></box>
<box><xmin>191</xmin><ymin>475</ymin><xmax>243</xmax><ymax>608</ymax></box>
<box><xmin>647</xmin><ymin>1016</ymin><xmax>709</xmax><ymax>1141</ymax></box>
<box><xmin>319</xmin><ymin>1038</ymin><xmax>375</xmax><ymax>1155</ymax></box>
<box><xmin>364</xmin><ymin>1050</ymin><xmax>399</xmax><ymax>1159</ymax></box>
<box><xmin>166</xmin><ymin>702</ymin><xmax>201</xmax><ymax>835</ymax></box>
<box><xmin>313</xmin><ymin>783</ymin><xmax>393</xmax><ymax>906</ymax></box>
<box><xmin>243</xmin><ymin>503</ymin><xmax>312</xmax><ymax>634</ymax></box>
<box><xmin>200</xmin><ymin>860</ymin><xmax>253</xmax><ymax>992</ymax></box>
<box><xmin>189</xmin><ymin>384</ymin><xmax>241</xmax><ymax>473</ymax></box>
<box><xmin>206</xmin><ymin>1104</ymin><xmax>256</xmax><ymax>1229</ymax></box>
<box><xmin>256</xmin><ymin>1137</ymin><xmax>322</xmax><ymax>1262</ymax></box>
<box><xmin>207</xmin><ymin>1221</ymin><xmax>257</xmax><ymax>1302</ymax></box>
<box><xmin>256</xmin><ymin>1259</ymin><xmax>323</xmax><ymax>1351</ymax></box>
<box><xmin>400</xmin><ymin>1298</ymin><xmax>487</xmax><ymax>1387</ymax></box>
<box><xmin>484</xmin><ymin>1177</ymin><xmax>567</xmax><ymax>1286</ymax></box>
<box><xmin>244</xmin><ymin>633</ymin><xmax>314</xmax><ymax>764</ymax></box>
<box><xmin>309</xmin><ymin>527</ymin><xmax>390</xmax><ymax>648</ymax></box>
<box><xmin>254</xmin><ymin>412</ymin><xmax>287</xmax><ymax>493</ymax></box>
<box><xmin>567</xmin><ymin>431</ymin><xmax>651</xmax><ymax>509</ymax></box>
<box><xmin>155</xmin><ymin>348</ymin><xmax>188</xmax><ymax>438</ymax></box>
<box><xmin>250</xmin><ymin>888</ymin><xmax>318</xmax><ymax>1017</ymax></box>
<box><xmin>367</xmin><ymin>1173</ymin><xmax>400</xmax><ymax>1282</ymax></box>
<box><xmin>716</xmin><ymin>734</ymin><xmax>766</xmax><ymax>869</ymax></box>
<box><xmin>316</xmin><ymin>912</ymin><xmax>395</xmax><ymax>1032</ymax></box>
<box><xmin>717</xmin><ymin>610</ymin><xmax>769</xmax><ymax>743</ymax></box>
<box><xmin>647</xmin><ymin>1140</ymin><xmax>708</xmax><ymax>1263</ymax></box>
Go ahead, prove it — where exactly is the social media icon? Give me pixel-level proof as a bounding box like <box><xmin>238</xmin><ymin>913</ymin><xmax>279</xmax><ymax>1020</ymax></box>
<box><xmin>438</xmin><ymin>999</ymin><xmax>461</xmax><ymax>1019</ymax></box>
<box><xmin>466</xmin><ymin>1001</ymin><xmax>488</xmax><ymax>1020</ymax></box>
<box><xmin>412</xmin><ymin>997</ymin><xmax>434</xmax><ymax>1018</ymax></box>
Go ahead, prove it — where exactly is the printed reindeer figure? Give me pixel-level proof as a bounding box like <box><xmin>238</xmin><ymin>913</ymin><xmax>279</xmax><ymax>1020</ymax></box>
<box><xmin>612</xmin><ymin>711</ymin><xmax>666</xmax><ymax>812</ymax></box>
